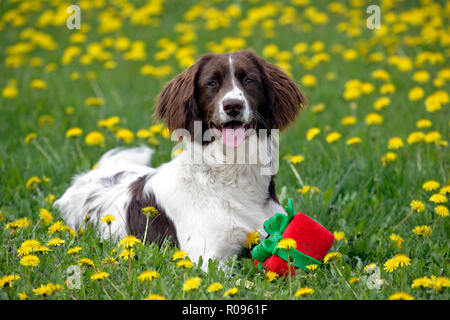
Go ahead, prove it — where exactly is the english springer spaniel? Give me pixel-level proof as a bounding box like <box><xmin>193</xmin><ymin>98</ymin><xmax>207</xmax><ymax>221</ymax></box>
<box><xmin>54</xmin><ymin>50</ymin><xmax>305</xmax><ymax>269</ymax></box>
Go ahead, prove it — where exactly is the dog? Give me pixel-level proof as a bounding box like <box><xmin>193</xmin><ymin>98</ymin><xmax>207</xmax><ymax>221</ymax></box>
<box><xmin>54</xmin><ymin>50</ymin><xmax>305</xmax><ymax>268</ymax></box>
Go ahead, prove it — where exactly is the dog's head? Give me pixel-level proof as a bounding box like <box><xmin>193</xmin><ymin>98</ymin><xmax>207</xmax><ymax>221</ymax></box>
<box><xmin>155</xmin><ymin>50</ymin><xmax>306</xmax><ymax>146</ymax></box>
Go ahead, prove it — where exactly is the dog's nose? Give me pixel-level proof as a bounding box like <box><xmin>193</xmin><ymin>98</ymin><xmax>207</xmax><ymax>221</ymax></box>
<box><xmin>223</xmin><ymin>99</ymin><xmax>243</xmax><ymax>117</ymax></box>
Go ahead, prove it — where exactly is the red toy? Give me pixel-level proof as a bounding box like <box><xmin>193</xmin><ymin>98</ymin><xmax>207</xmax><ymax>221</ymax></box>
<box><xmin>252</xmin><ymin>199</ymin><xmax>334</xmax><ymax>276</ymax></box>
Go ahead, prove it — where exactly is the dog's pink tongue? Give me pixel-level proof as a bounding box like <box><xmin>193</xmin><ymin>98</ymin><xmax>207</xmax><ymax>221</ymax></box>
<box><xmin>222</xmin><ymin>125</ymin><xmax>245</xmax><ymax>147</ymax></box>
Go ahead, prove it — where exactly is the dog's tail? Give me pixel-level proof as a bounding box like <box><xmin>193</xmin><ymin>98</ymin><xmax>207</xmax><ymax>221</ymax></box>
<box><xmin>54</xmin><ymin>146</ymin><xmax>155</xmax><ymax>233</ymax></box>
<box><xmin>96</xmin><ymin>146</ymin><xmax>155</xmax><ymax>169</ymax></box>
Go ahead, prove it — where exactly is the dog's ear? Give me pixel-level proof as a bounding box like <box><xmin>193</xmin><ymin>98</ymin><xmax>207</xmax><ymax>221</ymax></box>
<box><xmin>154</xmin><ymin>57</ymin><xmax>207</xmax><ymax>135</ymax></box>
<box><xmin>243</xmin><ymin>50</ymin><xmax>307</xmax><ymax>130</ymax></box>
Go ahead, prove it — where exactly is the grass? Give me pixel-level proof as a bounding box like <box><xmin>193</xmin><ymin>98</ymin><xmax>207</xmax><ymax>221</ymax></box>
<box><xmin>0</xmin><ymin>0</ymin><xmax>449</xmax><ymax>300</ymax></box>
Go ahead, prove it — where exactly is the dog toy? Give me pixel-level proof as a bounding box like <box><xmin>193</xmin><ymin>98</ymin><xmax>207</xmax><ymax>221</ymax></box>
<box><xmin>252</xmin><ymin>199</ymin><xmax>334</xmax><ymax>276</ymax></box>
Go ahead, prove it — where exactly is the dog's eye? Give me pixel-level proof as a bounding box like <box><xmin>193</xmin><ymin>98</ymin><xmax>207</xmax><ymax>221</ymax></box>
<box><xmin>207</xmin><ymin>80</ymin><xmax>217</xmax><ymax>87</ymax></box>
<box><xmin>245</xmin><ymin>78</ymin><xmax>255</xmax><ymax>84</ymax></box>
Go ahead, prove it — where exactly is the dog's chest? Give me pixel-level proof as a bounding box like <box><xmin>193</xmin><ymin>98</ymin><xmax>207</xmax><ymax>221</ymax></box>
<box><xmin>150</xmin><ymin>160</ymin><xmax>273</xmax><ymax>261</ymax></box>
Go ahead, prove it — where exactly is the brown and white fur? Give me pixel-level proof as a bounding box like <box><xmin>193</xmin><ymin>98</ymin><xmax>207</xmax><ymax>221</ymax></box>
<box><xmin>54</xmin><ymin>50</ymin><xmax>305</xmax><ymax>269</ymax></box>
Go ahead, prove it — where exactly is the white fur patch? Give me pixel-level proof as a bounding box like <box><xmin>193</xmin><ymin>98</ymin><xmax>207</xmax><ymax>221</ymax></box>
<box><xmin>217</xmin><ymin>55</ymin><xmax>250</xmax><ymax>122</ymax></box>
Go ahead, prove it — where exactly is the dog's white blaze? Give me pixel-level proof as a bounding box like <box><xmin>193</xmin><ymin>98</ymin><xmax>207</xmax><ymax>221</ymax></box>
<box><xmin>218</xmin><ymin>55</ymin><xmax>250</xmax><ymax>121</ymax></box>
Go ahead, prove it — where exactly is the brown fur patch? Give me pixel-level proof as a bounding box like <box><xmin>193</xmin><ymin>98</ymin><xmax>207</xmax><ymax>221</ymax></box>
<box><xmin>240</xmin><ymin>50</ymin><xmax>307</xmax><ymax>130</ymax></box>
<box><xmin>126</xmin><ymin>175</ymin><xmax>179</xmax><ymax>247</ymax></box>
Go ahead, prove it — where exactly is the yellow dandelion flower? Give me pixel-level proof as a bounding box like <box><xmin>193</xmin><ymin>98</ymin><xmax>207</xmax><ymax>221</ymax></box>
<box><xmin>245</xmin><ymin>231</ymin><xmax>260</xmax><ymax>248</ymax></box>
<box><xmin>84</xmin><ymin>97</ymin><xmax>105</xmax><ymax>107</ymax></box>
<box><xmin>119</xmin><ymin>248</ymin><xmax>135</xmax><ymax>261</ymax></box>
<box><xmin>97</xmin><ymin>116</ymin><xmax>120</xmax><ymax>129</ymax></box>
<box><xmin>393</xmin><ymin>254</ymin><xmax>411</xmax><ymax>267</ymax></box>
<box><xmin>301</xmin><ymin>74</ymin><xmax>317</xmax><ymax>87</ymax></box>
<box><xmin>326</xmin><ymin>131</ymin><xmax>342</xmax><ymax>143</ymax></box>
<box><xmin>439</xmin><ymin>186</ymin><xmax>450</xmax><ymax>195</ymax></box>
<box><xmin>25</xmin><ymin>133</ymin><xmax>37</xmax><ymax>144</ymax></box>
<box><xmin>18</xmin><ymin>292</ymin><xmax>28</xmax><ymax>300</ymax></box>
<box><xmin>45</xmin><ymin>194</ymin><xmax>55</xmax><ymax>205</ymax></box>
<box><xmin>374</xmin><ymin>96</ymin><xmax>390</xmax><ymax>110</ymax></box>
<box><xmin>102</xmin><ymin>257</ymin><xmax>118</xmax><ymax>265</ymax></box>
<box><xmin>289</xmin><ymin>155</ymin><xmax>305</xmax><ymax>164</ymax></box>
<box><xmin>305</xmin><ymin>264</ymin><xmax>319</xmax><ymax>272</ymax></box>
<box><xmin>416</xmin><ymin>119</ymin><xmax>432</xmax><ymax>129</ymax></box>
<box><xmin>311</xmin><ymin>103</ymin><xmax>325</xmax><ymax>113</ymax></box>
<box><xmin>277</xmin><ymin>238</ymin><xmax>297</xmax><ymax>250</ymax></box>
<box><xmin>17</xmin><ymin>240</ymin><xmax>41</xmax><ymax>256</ymax></box>
<box><xmin>411</xmin><ymin>276</ymin><xmax>432</xmax><ymax>289</ymax></box>
<box><xmin>412</xmin><ymin>225</ymin><xmax>432</xmax><ymax>237</ymax></box>
<box><xmin>118</xmin><ymin>235</ymin><xmax>141</xmax><ymax>248</ymax></box>
<box><xmin>176</xmin><ymin>259</ymin><xmax>194</xmax><ymax>269</ymax></box>
<box><xmin>413</xmin><ymin>70</ymin><xmax>429</xmax><ymax>83</ymax></box>
<box><xmin>0</xmin><ymin>275</ymin><xmax>20</xmax><ymax>288</ymax></box>
<box><xmin>407</xmin><ymin>131</ymin><xmax>425</xmax><ymax>144</ymax></box>
<box><xmin>381</xmin><ymin>152</ymin><xmax>397</xmax><ymax>166</ymax></box>
<box><xmin>65</xmin><ymin>127</ymin><xmax>83</xmax><ymax>138</ymax></box>
<box><xmin>365</xmin><ymin>112</ymin><xmax>383</xmax><ymax>125</ymax></box>
<box><xmin>389</xmin><ymin>292</ymin><xmax>414</xmax><ymax>300</ymax></box>
<box><xmin>383</xmin><ymin>258</ymin><xmax>399</xmax><ymax>272</ymax></box>
<box><xmin>224</xmin><ymin>287</ymin><xmax>238</xmax><ymax>297</ymax></box>
<box><xmin>429</xmin><ymin>276</ymin><xmax>450</xmax><ymax>291</ymax></box>
<box><xmin>25</xmin><ymin>176</ymin><xmax>42</xmax><ymax>189</ymax></box>
<box><xmin>46</xmin><ymin>237</ymin><xmax>65</xmax><ymax>247</ymax></box>
<box><xmin>410</xmin><ymin>200</ymin><xmax>425</xmax><ymax>212</ymax></box>
<box><xmin>422</xmin><ymin>180</ymin><xmax>440</xmax><ymax>192</ymax></box>
<box><xmin>429</xmin><ymin>193</ymin><xmax>447</xmax><ymax>204</ymax></box>
<box><xmin>12</xmin><ymin>218</ymin><xmax>32</xmax><ymax>229</ymax></box>
<box><xmin>341</xmin><ymin>116</ymin><xmax>357</xmax><ymax>126</ymax></box>
<box><xmin>136</xmin><ymin>129</ymin><xmax>152</xmax><ymax>139</ymax></box>
<box><xmin>48</xmin><ymin>220</ymin><xmax>65</xmax><ymax>235</ymax></box>
<box><xmin>182</xmin><ymin>277</ymin><xmax>202</xmax><ymax>291</ymax></box>
<box><xmin>91</xmin><ymin>271</ymin><xmax>109</xmax><ymax>280</ymax></box>
<box><xmin>39</xmin><ymin>208</ymin><xmax>53</xmax><ymax>225</ymax></box>
<box><xmin>294</xmin><ymin>287</ymin><xmax>315</xmax><ymax>297</ymax></box>
<box><xmin>35</xmin><ymin>245</ymin><xmax>51</xmax><ymax>254</ymax></box>
<box><xmin>63</xmin><ymin>225</ymin><xmax>76</xmax><ymax>238</ymax></box>
<box><xmin>333</xmin><ymin>231</ymin><xmax>346</xmax><ymax>241</ymax></box>
<box><xmin>424</xmin><ymin>131</ymin><xmax>441</xmax><ymax>144</ymax></box>
<box><xmin>20</xmin><ymin>254</ymin><xmax>40</xmax><ymax>267</ymax></box>
<box><xmin>116</xmin><ymin>128</ymin><xmax>135</xmax><ymax>143</ymax></box>
<box><xmin>138</xmin><ymin>270</ymin><xmax>161</xmax><ymax>282</ymax></box>
<box><xmin>207</xmin><ymin>282</ymin><xmax>224</xmax><ymax>292</ymax></box>
<box><xmin>30</xmin><ymin>79</ymin><xmax>47</xmax><ymax>90</ymax></box>
<box><xmin>346</xmin><ymin>137</ymin><xmax>362</xmax><ymax>145</ymax></box>
<box><xmin>371</xmin><ymin>69</ymin><xmax>390</xmax><ymax>81</ymax></box>
<box><xmin>323</xmin><ymin>252</ymin><xmax>342</xmax><ymax>264</ymax></box>
<box><xmin>172</xmin><ymin>250</ymin><xmax>188</xmax><ymax>261</ymax></box>
<box><xmin>388</xmin><ymin>137</ymin><xmax>404</xmax><ymax>149</ymax></box>
<box><xmin>389</xmin><ymin>234</ymin><xmax>403</xmax><ymax>249</ymax></box>
<box><xmin>143</xmin><ymin>293</ymin><xmax>166</xmax><ymax>300</ymax></box>
<box><xmin>67</xmin><ymin>246</ymin><xmax>82</xmax><ymax>255</ymax></box>
<box><xmin>79</xmin><ymin>258</ymin><xmax>96</xmax><ymax>268</ymax></box>
<box><xmin>306</xmin><ymin>127</ymin><xmax>320</xmax><ymax>141</ymax></box>
<box><xmin>85</xmin><ymin>131</ymin><xmax>105</xmax><ymax>146</ymax></box>
<box><xmin>265</xmin><ymin>271</ymin><xmax>279</xmax><ymax>282</ymax></box>
<box><xmin>141</xmin><ymin>206</ymin><xmax>158</xmax><ymax>217</ymax></box>
<box><xmin>33</xmin><ymin>283</ymin><xmax>62</xmax><ymax>296</ymax></box>
<box><xmin>349</xmin><ymin>277</ymin><xmax>360</xmax><ymax>284</ymax></box>
<box><xmin>434</xmin><ymin>205</ymin><xmax>449</xmax><ymax>217</ymax></box>
<box><xmin>409</xmin><ymin>87</ymin><xmax>425</xmax><ymax>101</ymax></box>
<box><xmin>101</xmin><ymin>215</ymin><xmax>116</xmax><ymax>224</ymax></box>
<box><xmin>2</xmin><ymin>85</ymin><xmax>18</xmax><ymax>99</ymax></box>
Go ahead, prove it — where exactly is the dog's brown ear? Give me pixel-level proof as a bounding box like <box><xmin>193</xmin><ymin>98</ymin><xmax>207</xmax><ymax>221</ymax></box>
<box><xmin>243</xmin><ymin>50</ymin><xmax>306</xmax><ymax>130</ymax></box>
<box><xmin>154</xmin><ymin>57</ymin><xmax>207</xmax><ymax>134</ymax></box>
